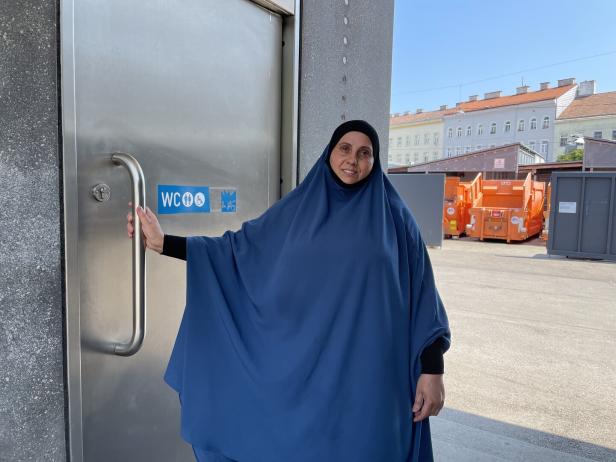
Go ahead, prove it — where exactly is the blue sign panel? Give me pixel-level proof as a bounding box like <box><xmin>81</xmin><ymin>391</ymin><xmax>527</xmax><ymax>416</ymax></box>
<box><xmin>221</xmin><ymin>190</ymin><xmax>237</xmax><ymax>213</ymax></box>
<box><xmin>158</xmin><ymin>185</ymin><xmax>211</xmax><ymax>214</ymax></box>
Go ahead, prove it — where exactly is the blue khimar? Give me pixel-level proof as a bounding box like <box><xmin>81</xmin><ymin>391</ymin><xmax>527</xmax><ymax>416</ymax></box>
<box><xmin>164</xmin><ymin>120</ymin><xmax>451</xmax><ymax>462</ymax></box>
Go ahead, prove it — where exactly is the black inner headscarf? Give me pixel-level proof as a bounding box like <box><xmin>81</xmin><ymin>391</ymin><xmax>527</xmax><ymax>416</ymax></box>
<box><xmin>325</xmin><ymin>120</ymin><xmax>381</xmax><ymax>189</ymax></box>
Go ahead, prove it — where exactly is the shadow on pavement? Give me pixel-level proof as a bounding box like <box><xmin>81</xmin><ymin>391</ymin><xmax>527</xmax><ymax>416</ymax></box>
<box><xmin>432</xmin><ymin>408</ymin><xmax>616</xmax><ymax>462</ymax></box>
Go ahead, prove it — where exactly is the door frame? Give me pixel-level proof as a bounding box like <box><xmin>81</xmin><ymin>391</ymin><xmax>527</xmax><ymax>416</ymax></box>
<box><xmin>59</xmin><ymin>1</ymin><xmax>300</xmax><ymax>460</ymax></box>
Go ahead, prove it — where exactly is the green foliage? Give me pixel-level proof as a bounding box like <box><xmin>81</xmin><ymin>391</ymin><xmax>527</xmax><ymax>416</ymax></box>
<box><xmin>557</xmin><ymin>148</ymin><xmax>584</xmax><ymax>162</ymax></box>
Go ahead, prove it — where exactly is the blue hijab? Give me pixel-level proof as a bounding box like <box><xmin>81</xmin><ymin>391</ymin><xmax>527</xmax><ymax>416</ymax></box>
<box><xmin>164</xmin><ymin>120</ymin><xmax>451</xmax><ymax>462</ymax></box>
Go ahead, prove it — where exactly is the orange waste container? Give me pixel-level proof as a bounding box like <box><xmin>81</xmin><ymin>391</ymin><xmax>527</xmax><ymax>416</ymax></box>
<box><xmin>443</xmin><ymin>173</ymin><xmax>482</xmax><ymax>237</ymax></box>
<box><xmin>466</xmin><ymin>173</ymin><xmax>545</xmax><ymax>243</ymax></box>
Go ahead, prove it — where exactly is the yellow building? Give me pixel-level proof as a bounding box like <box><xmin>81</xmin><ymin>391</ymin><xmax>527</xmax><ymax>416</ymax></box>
<box><xmin>555</xmin><ymin>91</ymin><xmax>616</xmax><ymax>158</ymax></box>
<box><xmin>388</xmin><ymin>106</ymin><xmax>456</xmax><ymax>166</ymax></box>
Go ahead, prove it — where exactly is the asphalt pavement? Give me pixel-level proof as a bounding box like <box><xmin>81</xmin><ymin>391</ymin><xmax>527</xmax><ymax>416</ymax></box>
<box><xmin>427</xmin><ymin>238</ymin><xmax>616</xmax><ymax>462</ymax></box>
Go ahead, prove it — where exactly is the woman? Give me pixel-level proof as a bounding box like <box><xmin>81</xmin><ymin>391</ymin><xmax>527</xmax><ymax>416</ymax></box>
<box><xmin>127</xmin><ymin>120</ymin><xmax>450</xmax><ymax>462</ymax></box>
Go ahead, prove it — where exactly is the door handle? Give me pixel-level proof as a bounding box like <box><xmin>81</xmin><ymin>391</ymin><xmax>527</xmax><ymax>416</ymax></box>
<box><xmin>111</xmin><ymin>152</ymin><xmax>146</xmax><ymax>356</ymax></box>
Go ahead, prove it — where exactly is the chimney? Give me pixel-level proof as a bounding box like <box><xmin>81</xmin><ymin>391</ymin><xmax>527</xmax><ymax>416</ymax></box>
<box><xmin>439</xmin><ymin>104</ymin><xmax>447</xmax><ymax>111</ymax></box>
<box><xmin>516</xmin><ymin>86</ymin><xmax>529</xmax><ymax>95</ymax></box>
<box><xmin>577</xmin><ymin>80</ymin><xmax>596</xmax><ymax>97</ymax></box>
<box><xmin>540</xmin><ymin>82</ymin><xmax>550</xmax><ymax>90</ymax></box>
<box><xmin>558</xmin><ymin>77</ymin><xmax>576</xmax><ymax>87</ymax></box>
<box><xmin>403</xmin><ymin>111</ymin><xmax>410</xmax><ymax>115</ymax></box>
<box><xmin>455</xmin><ymin>102</ymin><xmax>463</xmax><ymax>107</ymax></box>
<box><xmin>416</xmin><ymin>108</ymin><xmax>423</xmax><ymax>114</ymax></box>
<box><xmin>468</xmin><ymin>95</ymin><xmax>478</xmax><ymax>102</ymax></box>
<box><xmin>484</xmin><ymin>91</ymin><xmax>502</xmax><ymax>99</ymax></box>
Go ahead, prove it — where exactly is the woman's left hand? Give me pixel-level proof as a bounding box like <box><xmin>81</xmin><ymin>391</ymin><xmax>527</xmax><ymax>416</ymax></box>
<box><xmin>412</xmin><ymin>374</ymin><xmax>445</xmax><ymax>422</ymax></box>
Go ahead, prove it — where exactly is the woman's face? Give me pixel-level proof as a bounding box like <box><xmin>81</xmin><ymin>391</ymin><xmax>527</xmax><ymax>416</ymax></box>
<box><xmin>329</xmin><ymin>131</ymin><xmax>375</xmax><ymax>184</ymax></box>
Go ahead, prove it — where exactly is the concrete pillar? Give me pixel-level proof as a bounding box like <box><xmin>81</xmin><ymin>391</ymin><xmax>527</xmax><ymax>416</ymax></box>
<box><xmin>298</xmin><ymin>0</ymin><xmax>395</xmax><ymax>179</ymax></box>
<box><xmin>0</xmin><ymin>0</ymin><xmax>67</xmax><ymax>460</ymax></box>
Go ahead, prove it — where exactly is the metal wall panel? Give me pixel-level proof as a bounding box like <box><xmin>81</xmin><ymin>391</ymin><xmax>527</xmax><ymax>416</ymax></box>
<box><xmin>548</xmin><ymin>172</ymin><xmax>616</xmax><ymax>261</ymax></box>
<box><xmin>387</xmin><ymin>173</ymin><xmax>445</xmax><ymax>247</ymax></box>
<box><xmin>62</xmin><ymin>0</ymin><xmax>285</xmax><ymax>460</ymax></box>
<box><xmin>583</xmin><ymin>138</ymin><xmax>616</xmax><ymax>170</ymax></box>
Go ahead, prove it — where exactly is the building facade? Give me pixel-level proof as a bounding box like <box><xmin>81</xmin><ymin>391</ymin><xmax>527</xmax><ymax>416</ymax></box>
<box><xmin>388</xmin><ymin>106</ymin><xmax>455</xmax><ymax>165</ymax></box>
<box><xmin>393</xmin><ymin>143</ymin><xmax>544</xmax><ymax>180</ymax></box>
<box><xmin>442</xmin><ymin>79</ymin><xmax>578</xmax><ymax>162</ymax></box>
<box><xmin>554</xmin><ymin>90</ymin><xmax>616</xmax><ymax>159</ymax></box>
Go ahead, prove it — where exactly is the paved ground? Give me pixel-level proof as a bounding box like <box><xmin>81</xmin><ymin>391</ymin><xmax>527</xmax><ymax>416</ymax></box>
<box><xmin>427</xmin><ymin>238</ymin><xmax>616</xmax><ymax>462</ymax></box>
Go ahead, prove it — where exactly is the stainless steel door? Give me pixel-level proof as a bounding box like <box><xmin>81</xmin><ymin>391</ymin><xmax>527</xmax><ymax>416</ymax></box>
<box><xmin>63</xmin><ymin>1</ymin><xmax>283</xmax><ymax>460</ymax></box>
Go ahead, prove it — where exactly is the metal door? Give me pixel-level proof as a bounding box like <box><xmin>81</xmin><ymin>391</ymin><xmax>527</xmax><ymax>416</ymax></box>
<box><xmin>61</xmin><ymin>1</ymin><xmax>292</xmax><ymax>460</ymax></box>
<box><xmin>548</xmin><ymin>172</ymin><xmax>616</xmax><ymax>261</ymax></box>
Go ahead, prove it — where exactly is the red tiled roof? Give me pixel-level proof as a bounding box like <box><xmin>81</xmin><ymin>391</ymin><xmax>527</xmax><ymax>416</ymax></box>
<box><xmin>557</xmin><ymin>91</ymin><xmax>616</xmax><ymax>119</ymax></box>
<box><xmin>391</xmin><ymin>85</ymin><xmax>577</xmax><ymax>125</ymax></box>
<box><xmin>455</xmin><ymin>85</ymin><xmax>576</xmax><ymax>113</ymax></box>
<box><xmin>390</xmin><ymin>107</ymin><xmax>459</xmax><ymax>126</ymax></box>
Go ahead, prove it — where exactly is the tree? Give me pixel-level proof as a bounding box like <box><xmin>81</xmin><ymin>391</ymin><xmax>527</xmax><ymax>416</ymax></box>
<box><xmin>557</xmin><ymin>148</ymin><xmax>584</xmax><ymax>162</ymax></box>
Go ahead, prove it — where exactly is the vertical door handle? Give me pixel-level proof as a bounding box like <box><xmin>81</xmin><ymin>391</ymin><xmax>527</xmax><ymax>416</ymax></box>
<box><xmin>111</xmin><ymin>152</ymin><xmax>146</xmax><ymax>356</ymax></box>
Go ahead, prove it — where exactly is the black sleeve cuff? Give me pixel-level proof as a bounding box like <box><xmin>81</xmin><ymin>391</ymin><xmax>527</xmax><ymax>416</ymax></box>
<box><xmin>162</xmin><ymin>234</ymin><xmax>187</xmax><ymax>261</ymax></box>
<box><xmin>420</xmin><ymin>337</ymin><xmax>446</xmax><ymax>374</ymax></box>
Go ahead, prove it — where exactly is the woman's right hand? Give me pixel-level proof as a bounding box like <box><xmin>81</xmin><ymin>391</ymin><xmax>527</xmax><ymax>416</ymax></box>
<box><xmin>126</xmin><ymin>201</ymin><xmax>165</xmax><ymax>254</ymax></box>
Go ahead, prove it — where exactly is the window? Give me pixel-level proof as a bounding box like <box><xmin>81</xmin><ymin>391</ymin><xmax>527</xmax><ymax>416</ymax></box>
<box><xmin>447</xmin><ymin>148</ymin><xmax>453</xmax><ymax>157</ymax></box>
<box><xmin>405</xmin><ymin>135</ymin><xmax>410</xmax><ymax>147</ymax></box>
<box><xmin>466</xmin><ymin>125</ymin><xmax>472</xmax><ymax>136</ymax></box>
<box><xmin>490</xmin><ymin>144</ymin><xmax>496</xmax><ymax>148</ymax></box>
<box><xmin>448</xmin><ymin>128</ymin><xmax>453</xmax><ymax>138</ymax></box>
<box><xmin>504</xmin><ymin>121</ymin><xmax>511</xmax><ymax>133</ymax></box>
<box><xmin>433</xmin><ymin>132</ymin><xmax>439</xmax><ymax>145</ymax></box>
<box><xmin>397</xmin><ymin>137</ymin><xmax>402</xmax><ymax>147</ymax></box>
<box><xmin>518</xmin><ymin>119</ymin><xmax>525</xmax><ymax>131</ymax></box>
<box><xmin>476</xmin><ymin>145</ymin><xmax>482</xmax><ymax>150</ymax></box>
<box><xmin>433</xmin><ymin>152</ymin><xmax>438</xmax><ymax>160</ymax></box>
<box><xmin>424</xmin><ymin>133</ymin><xmax>430</xmax><ymax>145</ymax></box>
<box><xmin>529</xmin><ymin>141</ymin><xmax>536</xmax><ymax>151</ymax></box>
<box><xmin>542</xmin><ymin>116</ymin><xmax>550</xmax><ymax>129</ymax></box>
<box><xmin>465</xmin><ymin>146</ymin><xmax>471</xmax><ymax>153</ymax></box>
<box><xmin>560</xmin><ymin>136</ymin><xmax>568</xmax><ymax>147</ymax></box>
<box><xmin>424</xmin><ymin>152</ymin><xmax>429</xmax><ymax>162</ymax></box>
<box><xmin>540</xmin><ymin>140</ymin><xmax>548</xmax><ymax>155</ymax></box>
<box><xmin>612</xmin><ymin>130</ymin><xmax>616</xmax><ymax>140</ymax></box>
<box><xmin>490</xmin><ymin>122</ymin><xmax>497</xmax><ymax>134</ymax></box>
<box><xmin>414</xmin><ymin>135</ymin><xmax>420</xmax><ymax>145</ymax></box>
<box><xmin>455</xmin><ymin>146</ymin><xmax>462</xmax><ymax>156</ymax></box>
<box><xmin>457</xmin><ymin>127</ymin><xmax>463</xmax><ymax>137</ymax></box>
<box><xmin>414</xmin><ymin>153</ymin><xmax>419</xmax><ymax>163</ymax></box>
<box><xmin>594</xmin><ymin>131</ymin><xmax>603</xmax><ymax>139</ymax></box>
<box><xmin>530</xmin><ymin>118</ymin><xmax>537</xmax><ymax>130</ymax></box>
<box><xmin>477</xmin><ymin>124</ymin><xmax>484</xmax><ymax>135</ymax></box>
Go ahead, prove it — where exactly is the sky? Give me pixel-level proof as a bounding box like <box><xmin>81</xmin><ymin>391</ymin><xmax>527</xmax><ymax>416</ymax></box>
<box><xmin>390</xmin><ymin>0</ymin><xmax>616</xmax><ymax>114</ymax></box>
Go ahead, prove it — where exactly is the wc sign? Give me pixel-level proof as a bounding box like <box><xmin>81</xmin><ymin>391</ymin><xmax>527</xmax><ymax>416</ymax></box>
<box><xmin>157</xmin><ymin>185</ymin><xmax>237</xmax><ymax>214</ymax></box>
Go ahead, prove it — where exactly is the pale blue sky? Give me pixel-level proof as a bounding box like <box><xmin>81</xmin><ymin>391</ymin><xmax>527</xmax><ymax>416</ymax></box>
<box><xmin>390</xmin><ymin>0</ymin><xmax>616</xmax><ymax>114</ymax></box>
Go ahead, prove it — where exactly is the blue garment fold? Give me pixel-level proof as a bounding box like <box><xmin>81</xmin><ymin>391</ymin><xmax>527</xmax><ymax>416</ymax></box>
<box><xmin>164</xmin><ymin>143</ymin><xmax>451</xmax><ymax>462</ymax></box>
